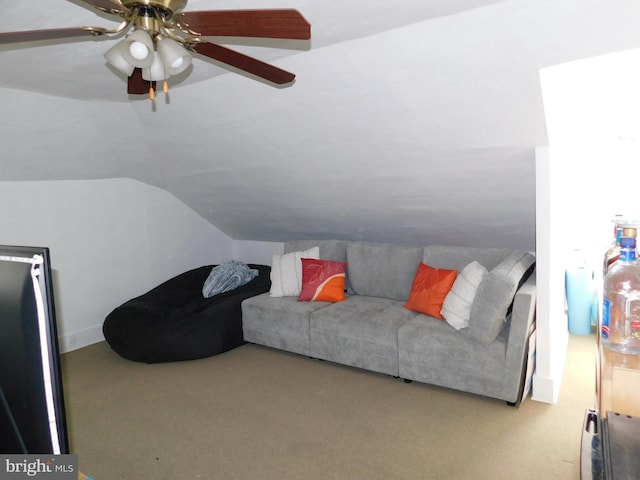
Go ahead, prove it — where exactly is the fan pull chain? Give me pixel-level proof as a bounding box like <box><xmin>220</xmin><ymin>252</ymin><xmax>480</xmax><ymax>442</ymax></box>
<box><xmin>163</xmin><ymin>80</ymin><xmax>169</xmax><ymax>95</ymax></box>
<box><xmin>149</xmin><ymin>85</ymin><xmax>156</xmax><ymax>102</ymax></box>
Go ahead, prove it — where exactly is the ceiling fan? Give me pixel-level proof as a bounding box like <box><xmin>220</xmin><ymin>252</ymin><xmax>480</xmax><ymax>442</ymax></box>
<box><xmin>0</xmin><ymin>0</ymin><xmax>311</xmax><ymax>97</ymax></box>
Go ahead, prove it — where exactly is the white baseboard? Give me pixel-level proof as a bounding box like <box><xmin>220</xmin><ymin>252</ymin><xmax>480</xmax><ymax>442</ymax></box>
<box><xmin>531</xmin><ymin>329</ymin><xmax>570</xmax><ymax>404</ymax></box>
<box><xmin>59</xmin><ymin>325</ymin><xmax>105</xmax><ymax>353</ymax></box>
<box><xmin>531</xmin><ymin>373</ymin><xmax>561</xmax><ymax>404</ymax></box>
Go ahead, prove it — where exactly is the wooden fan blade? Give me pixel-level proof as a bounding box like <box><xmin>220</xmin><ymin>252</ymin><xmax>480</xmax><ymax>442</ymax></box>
<box><xmin>127</xmin><ymin>68</ymin><xmax>156</xmax><ymax>95</ymax></box>
<box><xmin>0</xmin><ymin>27</ymin><xmax>104</xmax><ymax>45</ymax></box>
<box><xmin>179</xmin><ymin>9</ymin><xmax>311</xmax><ymax>40</ymax></box>
<box><xmin>76</xmin><ymin>0</ymin><xmax>123</xmax><ymax>15</ymax></box>
<box><xmin>192</xmin><ymin>41</ymin><xmax>295</xmax><ymax>84</ymax></box>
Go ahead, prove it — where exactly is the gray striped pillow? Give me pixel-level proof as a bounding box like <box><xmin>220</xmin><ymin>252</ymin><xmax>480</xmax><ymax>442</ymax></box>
<box><xmin>202</xmin><ymin>260</ymin><xmax>259</xmax><ymax>298</ymax></box>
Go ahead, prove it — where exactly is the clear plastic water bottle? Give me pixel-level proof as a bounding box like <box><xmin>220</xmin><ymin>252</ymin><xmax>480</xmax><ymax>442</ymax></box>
<box><xmin>602</xmin><ymin>234</ymin><xmax>640</xmax><ymax>353</ymax></box>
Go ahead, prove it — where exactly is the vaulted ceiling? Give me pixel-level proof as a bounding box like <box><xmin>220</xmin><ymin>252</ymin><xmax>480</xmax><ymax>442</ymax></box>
<box><xmin>3</xmin><ymin>0</ymin><xmax>640</xmax><ymax>250</ymax></box>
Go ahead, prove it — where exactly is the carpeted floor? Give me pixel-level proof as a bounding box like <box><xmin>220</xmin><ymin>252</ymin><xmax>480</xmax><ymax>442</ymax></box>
<box><xmin>61</xmin><ymin>333</ymin><xmax>597</xmax><ymax>479</ymax></box>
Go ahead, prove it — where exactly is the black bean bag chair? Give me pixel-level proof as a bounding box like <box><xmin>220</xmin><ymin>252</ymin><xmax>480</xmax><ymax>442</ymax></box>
<box><xmin>103</xmin><ymin>264</ymin><xmax>271</xmax><ymax>363</ymax></box>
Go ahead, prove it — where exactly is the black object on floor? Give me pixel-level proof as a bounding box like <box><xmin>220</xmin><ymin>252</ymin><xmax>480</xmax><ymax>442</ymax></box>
<box><xmin>581</xmin><ymin>409</ymin><xmax>640</xmax><ymax>480</ymax></box>
<box><xmin>103</xmin><ymin>264</ymin><xmax>271</xmax><ymax>363</ymax></box>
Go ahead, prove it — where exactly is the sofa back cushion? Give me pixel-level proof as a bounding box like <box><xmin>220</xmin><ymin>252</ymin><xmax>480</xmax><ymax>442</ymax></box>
<box><xmin>468</xmin><ymin>251</ymin><xmax>536</xmax><ymax>345</ymax></box>
<box><xmin>347</xmin><ymin>242</ymin><xmax>423</xmax><ymax>301</ymax></box>
<box><xmin>285</xmin><ymin>240</ymin><xmax>349</xmax><ymax>262</ymax></box>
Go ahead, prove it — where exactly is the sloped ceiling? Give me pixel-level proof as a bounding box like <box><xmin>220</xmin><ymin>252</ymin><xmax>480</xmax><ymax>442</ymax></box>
<box><xmin>3</xmin><ymin>0</ymin><xmax>640</xmax><ymax>250</ymax></box>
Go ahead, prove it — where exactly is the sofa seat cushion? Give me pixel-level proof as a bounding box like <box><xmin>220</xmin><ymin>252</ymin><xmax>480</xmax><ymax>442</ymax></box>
<box><xmin>309</xmin><ymin>296</ymin><xmax>418</xmax><ymax>376</ymax></box>
<box><xmin>398</xmin><ymin>315</ymin><xmax>509</xmax><ymax>399</ymax></box>
<box><xmin>241</xmin><ymin>293</ymin><xmax>332</xmax><ymax>356</ymax></box>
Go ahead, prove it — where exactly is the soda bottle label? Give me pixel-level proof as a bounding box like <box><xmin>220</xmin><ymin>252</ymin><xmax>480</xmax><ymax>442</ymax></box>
<box><xmin>632</xmin><ymin>320</ymin><xmax>640</xmax><ymax>339</ymax></box>
<box><xmin>602</xmin><ymin>298</ymin><xmax>611</xmax><ymax>339</ymax></box>
<box><xmin>620</xmin><ymin>249</ymin><xmax>637</xmax><ymax>262</ymax></box>
<box><xmin>625</xmin><ymin>293</ymin><xmax>640</xmax><ymax>339</ymax></box>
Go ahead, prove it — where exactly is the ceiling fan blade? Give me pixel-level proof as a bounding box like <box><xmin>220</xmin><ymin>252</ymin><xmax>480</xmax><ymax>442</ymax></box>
<box><xmin>0</xmin><ymin>27</ymin><xmax>105</xmax><ymax>45</ymax></box>
<box><xmin>192</xmin><ymin>41</ymin><xmax>296</xmax><ymax>84</ymax></box>
<box><xmin>76</xmin><ymin>0</ymin><xmax>123</xmax><ymax>15</ymax></box>
<box><xmin>127</xmin><ymin>68</ymin><xmax>155</xmax><ymax>95</ymax></box>
<box><xmin>179</xmin><ymin>9</ymin><xmax>311</xmax><ymax>40</ymax></box>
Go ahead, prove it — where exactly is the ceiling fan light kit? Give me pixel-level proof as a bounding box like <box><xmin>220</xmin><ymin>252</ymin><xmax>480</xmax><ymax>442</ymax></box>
<box><xmin>104</xmin><ymin>41</ymin><xmax>136</xmax><ymax>75</ymax></box>
<box><xmin>141</xmin><ymin>52</ymin><xmax>165</xmax><ymax>81</ymax></box>
<box><xmin>0</xmin><ymin>0</ymin><xmax>311</xmax><ymax>100</ymax></box>
<box><xmin>117</xmin><ymin>29</ymin><xmax>155</xmax><ymax>68</ymax></box>
<box><xmin>157</xmin><ymin>37</ymin><xmax>191</xmax><ymax>74</ymax></box>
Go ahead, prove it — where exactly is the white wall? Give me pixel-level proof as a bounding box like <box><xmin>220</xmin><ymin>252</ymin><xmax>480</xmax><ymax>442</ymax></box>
<box><xmin>536</xmin><ymin>47</ymin><xmax>640</xmax><ymax>403</ymax></box>
<box><xmin>0</xmin><ymin>178</ymin><xmax>236</xmax><ymax>352</ymax></box>
<box><xmin>533</xmin><ymin>148</ymin><xmax>570</xmax><ymax>404</ymax></box>
<box><xmin>233</xmin><ymin>239</ymin><xmax>283</xmax><ymax>266</ymax></box>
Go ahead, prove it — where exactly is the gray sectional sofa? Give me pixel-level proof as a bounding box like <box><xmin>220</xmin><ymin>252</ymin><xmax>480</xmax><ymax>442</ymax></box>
<box><xmin>242</xmin><ymin>240</ymin><xmax>537</xmax><ymax>405</ymax></box>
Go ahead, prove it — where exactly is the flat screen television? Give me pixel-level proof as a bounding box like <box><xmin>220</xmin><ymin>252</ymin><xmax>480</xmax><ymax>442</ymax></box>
<box><xmin>0</xmin><ymin>245</ymin><xmax>69</xmax><ymax>454</ymax></box>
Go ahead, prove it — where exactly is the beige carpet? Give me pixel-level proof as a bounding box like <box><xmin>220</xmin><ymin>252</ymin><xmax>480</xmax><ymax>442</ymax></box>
<box><xmin>61</xmin><ymin>334</ymin><xmax>596</xmax><ymax>480</ymax></box>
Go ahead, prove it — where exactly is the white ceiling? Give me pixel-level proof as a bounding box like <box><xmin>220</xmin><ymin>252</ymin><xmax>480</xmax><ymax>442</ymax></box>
<box><xmin>3</xmin><ymin>0</ymin><xmax>640</xmax><ymax>250</ymax></box>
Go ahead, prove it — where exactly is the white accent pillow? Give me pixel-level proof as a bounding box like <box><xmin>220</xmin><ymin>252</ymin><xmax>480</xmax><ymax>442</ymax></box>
<box><xmin>269</xmin><ymin>247</ymin><xmax>320</xmax><ymax>297</ymax></box>
<box><xmin>441</xmin><ymin>261</ymin><xmax>488</xmax><ymax>330</ymax></box>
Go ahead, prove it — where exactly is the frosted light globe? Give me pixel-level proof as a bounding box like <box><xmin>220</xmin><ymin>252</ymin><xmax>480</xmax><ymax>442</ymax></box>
<box><xmin>129</xmin><ymin>41</ymin><xmax>149</xmax><ymax>61</ymax></box>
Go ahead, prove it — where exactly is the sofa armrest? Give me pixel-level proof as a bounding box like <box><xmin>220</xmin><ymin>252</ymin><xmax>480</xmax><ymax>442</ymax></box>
<box><xmin>502</xmin><ymin>270</ymin><xmax>537</xmax><ymax>404</ymax></box>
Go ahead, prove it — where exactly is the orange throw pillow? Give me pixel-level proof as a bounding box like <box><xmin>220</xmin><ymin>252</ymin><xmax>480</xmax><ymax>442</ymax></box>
<box><xmin>298</xmin><ymin>258</ymin><xmax>347</xmax><ymax>302</ymax></box>
<box><xmin>404</xmin><ymin>263</ymin><xmax>457</xmax><ymax>319</ymax></box>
